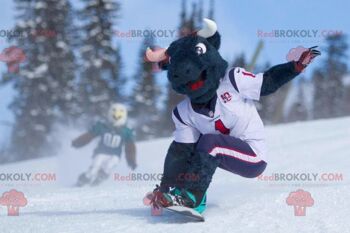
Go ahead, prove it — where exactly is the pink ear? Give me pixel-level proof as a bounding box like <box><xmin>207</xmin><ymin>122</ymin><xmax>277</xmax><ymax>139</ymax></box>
<box><xmin>145</xmin><ymin>47</ymin><xmax>168</xmax><ymax>62</ymax></box>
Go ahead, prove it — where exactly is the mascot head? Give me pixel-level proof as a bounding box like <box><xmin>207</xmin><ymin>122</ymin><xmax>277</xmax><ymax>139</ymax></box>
<box><xmin>145</xmin><ymin>18</ymin><xmax>228</xmax><ymax>104</ymax></box>
<box><xmin>108</xmin><ymin>103</ymin><xmax>128</xmax><ymax>127</ymax></box>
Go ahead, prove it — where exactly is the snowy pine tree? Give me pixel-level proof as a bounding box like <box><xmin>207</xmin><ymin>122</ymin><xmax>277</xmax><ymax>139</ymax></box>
<box><xmin>130</xmin><ymin>36</ymin><xmax>160</xmax><ymax>140</ymax></box>
<box><xmin>343</xmin><ymin>74</ymin><xmax>350</xmax><ymax>115</ymax></box>
<box><xmin>38</xmin><ymin>0</ymin><xmax>78</xmax><ymax>122</ymax></box>
<box><xmin>78</xmin><ymin>0</ymin><xmax>122</xmax><ymax>123</ymax></box>
<box><xmin>313</xmin><ymin>34</ymin><xmax>348</xmax><ymax>119</ymax></box>
<box><xmin>284</xmin><ymin>79</ymin><xmax>309</xmax><ymax>122</ymax></box>
<box><xmin>208</xmin><ymin>0</ymin><xmax>215</xmax><ymax>19</ymax></box>
<box><xmin>312</xmin><ymin>69</ymin><xmax>328</xmax><ymax>118</ymax></box>
<box><xmin>1</xmin><ymin>0</ymin><xmax>77</xmax><ymax>161</ymax></box>
<box><xmin>231</xmin><ymin>53</ymin><xmax>246</xmax><ymax>69</ymax></box>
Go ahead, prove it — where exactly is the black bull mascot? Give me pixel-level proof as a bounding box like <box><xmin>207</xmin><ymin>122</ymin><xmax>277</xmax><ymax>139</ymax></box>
<box><xmin>144</xmin><ymin>18</ymin><xmax>320</xmax><ymax>214</ymax></box>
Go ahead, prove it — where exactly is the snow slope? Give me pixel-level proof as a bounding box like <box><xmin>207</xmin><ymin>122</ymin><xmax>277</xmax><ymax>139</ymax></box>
<box><xmin>0</xmin><ymin>117</ymin><xmax>349</xmax><ymax>233</ymax></box>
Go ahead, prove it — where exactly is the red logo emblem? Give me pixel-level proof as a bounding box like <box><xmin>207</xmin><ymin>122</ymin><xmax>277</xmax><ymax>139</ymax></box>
<box><xmin>286</xmin><ymin>189</ymin><xmax>314</xmax><ymax>216</ymax></box>
<box><xmin>0</xmin><ymin>189</ymin><xmax>28</xmax><ymax>216</ymax></box>
<box><xmin>242</xmin><ymin>71</ymin><xmax>256</xmax><ymax>78</ymax></box>
<box><xmin>215</xmin><ymin>119</ymin><xmax>230</xmax><ymax>135</ymax></box>
<box><xmin>220</xmin><ymin>92</ymin><xmax>232</xmax><ymax>103</ymax></box>
<box><xmin>0</xmin><ymin>46</ymin><xmax>26</xmax><ymax>73</ymax></box>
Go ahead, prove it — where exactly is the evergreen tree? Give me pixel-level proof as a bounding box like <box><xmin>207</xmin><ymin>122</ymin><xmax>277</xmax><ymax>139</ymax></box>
<box><xmin>208</xmin><ymin>0</ymin><xmax>215</xmax><ymax>19</ymax></box>
<box><xmin>130</xmin><ymin>36</ymin><xmax>160</xmax><ymax>140</ymax></box>
<box><xmin>284</xmin><ymin>79</ymin><xmax>309</xmax><ymax>122</ymax></box>
<box><xmin>343</xmin><ymin>74</ymin><xmax>350</xmax><ymax>115</ymax></box>
<box><xmin>1</xmin><ymin>0</ymin><xmax>77</xmax><ymax>161</ymax></box>
<box><xmin>41</xmin><ymin>0</ymin><xmax>78</xmax><ymax>122</ymax></box>
<box><xmin>312</xmin><ymin>69</ymin><xmax>328</xmax><ymax>118</ymax></box>
<box><xmin>313</xmin><ymin>34</ymin><xmax>348</xmax><ymax>119</ymax></box>
<box><xmin>266</xmin><ymin>80</ymin><xmax>292</xmax><ymax>123</ymax></box>
<box><xmin>78</xmin><ymin>0</ymin><xmax>122</xmax><ymax>123</ymax></box>
<box><xmin>231</xmin><ymin>53</ymin><xmax>246</xmax><ymax>68</ymax></box>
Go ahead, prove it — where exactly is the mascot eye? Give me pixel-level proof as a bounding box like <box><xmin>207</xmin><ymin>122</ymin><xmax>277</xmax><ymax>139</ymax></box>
<box><xmin>195</xmin><ymin>43</ymin><xmax>207</xmax><ymax>55</ymax></box>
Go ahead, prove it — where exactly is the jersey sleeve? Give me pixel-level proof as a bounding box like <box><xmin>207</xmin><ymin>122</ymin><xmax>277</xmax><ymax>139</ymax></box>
<box><xmin>122</xmin><ymin>127</ymin><xmax>135</xmax><ymax>142</ymax></box>
<box><xmin>172</xmin><ymin>107</ymin><xmax>200</xmax><ymax>143</ymax></box>
<box><xmin>88</xmin><ymin>121</ymin><xmax>106</xmax><ymax>136</ymax></box>
<box><xmin>228</xmin><ymin>67</ymin><xmax>264</xmax><ymax>100</ymax></box>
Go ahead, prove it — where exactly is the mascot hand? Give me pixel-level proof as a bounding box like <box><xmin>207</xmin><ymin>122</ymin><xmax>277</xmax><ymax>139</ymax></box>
<box><xmin>295</xmin><ymin>46</ymin><xmax>321</xmax><ymax>72</ymax></box>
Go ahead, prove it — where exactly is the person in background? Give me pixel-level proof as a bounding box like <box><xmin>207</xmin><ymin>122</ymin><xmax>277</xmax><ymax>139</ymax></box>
<box><xmin>72</xmin><ymin>103</ymin><xmax>137</xmax><ymax>186</ymax></box>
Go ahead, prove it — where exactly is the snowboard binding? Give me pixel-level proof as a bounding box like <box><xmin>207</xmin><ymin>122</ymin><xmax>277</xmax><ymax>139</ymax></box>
<box><xmin>143</xmin><ymin>185</ymin><xmax>206</xmax><ymax>221</ymax></box>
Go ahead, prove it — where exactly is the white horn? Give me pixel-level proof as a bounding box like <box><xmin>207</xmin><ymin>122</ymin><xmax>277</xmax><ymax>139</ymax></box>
<box><xmin>197</xmin><ymin>18</ymin><xmax>217</xmax><ymax>38</ymax></box>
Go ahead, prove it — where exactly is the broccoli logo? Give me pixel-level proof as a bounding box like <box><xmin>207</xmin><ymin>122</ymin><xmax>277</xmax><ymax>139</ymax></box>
<box><xmin>0</xmin><ymin>46</ymin><xmax>26</xmax><ymax>73</ymax></box>
<box><xmin>0</xmin><ymin>189</ymin><xmax>28</xmax><ymax>216</ymax></box>
<box><xmin>286</xmin><ymin>189</ymin><xmax>314</xmax><ymax>216</ymax></box>
<box><xmin>286</xmin><ymin>46</ymin><xmax>308</xmax><ymax>62</ymax></box>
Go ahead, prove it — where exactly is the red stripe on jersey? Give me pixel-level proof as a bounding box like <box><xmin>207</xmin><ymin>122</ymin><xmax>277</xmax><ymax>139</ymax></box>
<box><xmin>242</xmin><ymin>71</ymin><xmax>256</xmax><ymax>78</ymax></box>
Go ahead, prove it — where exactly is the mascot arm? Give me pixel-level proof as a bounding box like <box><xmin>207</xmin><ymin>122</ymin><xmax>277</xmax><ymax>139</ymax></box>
<box><xmin>71</xmin><ymin>132</ymin><xmax>96</xmax><ymax>148</ymax></box>
<box><xmin>260</xmin><ymin>61</ymin><xmax>300</xmax><ymax>96</ymax></box>
<box><xmin>125</xmin><ymin>141</ymin><xmax>137</xmax><ymax>170</ymax></box>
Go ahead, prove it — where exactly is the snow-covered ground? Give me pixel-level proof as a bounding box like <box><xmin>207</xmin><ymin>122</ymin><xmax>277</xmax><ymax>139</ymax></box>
<box><xmin>0</xmin><ymin>117</ymin><xmax>349</xmax><ymax>233</ymax></box>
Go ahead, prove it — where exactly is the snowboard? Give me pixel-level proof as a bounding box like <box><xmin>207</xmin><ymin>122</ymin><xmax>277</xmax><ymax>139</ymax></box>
<box><xmin>143</xmin><ymin>191</ymin><xmax>205</xmax><ymax>222</ymax></box>
<box><xmin>165</xmin><ymin>205</ymin><xmax>205</xmax><ymax>221</ymax></box>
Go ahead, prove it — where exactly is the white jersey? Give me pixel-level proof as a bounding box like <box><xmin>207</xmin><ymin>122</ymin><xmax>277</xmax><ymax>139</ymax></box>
<box><xmin>172</xmin><ymin>67</ymin><xmax>267</xmax><ymax>160</ymax></box>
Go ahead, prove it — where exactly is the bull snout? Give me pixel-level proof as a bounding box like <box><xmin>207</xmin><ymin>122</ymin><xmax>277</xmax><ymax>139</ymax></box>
<box><xmin>170</xmin><ymin>58</ymin><xmax>201</xmax><ymax>83</ymax></box>
<box><xmin>172</xmin><ymin>63</ymin><xmax>192</xmax><ymax>78</ymax></box>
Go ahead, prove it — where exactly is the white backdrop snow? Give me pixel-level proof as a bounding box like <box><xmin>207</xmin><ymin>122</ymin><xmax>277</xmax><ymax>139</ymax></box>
<box><xmin>0</xmin><ymin>117</ymin><xmax>349</xmax><ymax>233</ymax></box>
